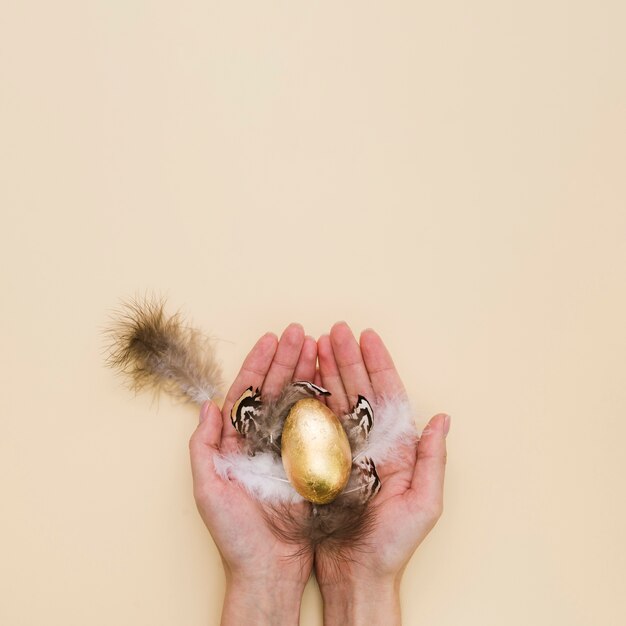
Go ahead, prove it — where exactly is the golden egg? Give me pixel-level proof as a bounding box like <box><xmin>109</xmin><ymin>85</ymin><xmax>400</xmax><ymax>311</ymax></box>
<box><xmin>281</xmin><ymin>398</ymin><xmax>352</xmax><ymax>504</ymax></box>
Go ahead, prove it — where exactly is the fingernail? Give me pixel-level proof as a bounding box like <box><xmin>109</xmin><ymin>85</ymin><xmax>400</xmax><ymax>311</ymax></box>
<box><xmin>443</xmin><ymin>414</ymin><xmax>451</xmax><ymax>437</ymax></box>
<box><xmin>200</xmin><ymin>400</ymin><xmax>212</xmax><ymax>423</ymax></box>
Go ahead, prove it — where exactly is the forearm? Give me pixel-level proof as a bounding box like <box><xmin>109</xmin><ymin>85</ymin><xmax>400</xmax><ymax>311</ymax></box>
<box><xmin>319</xmin><ymin>575</ymin><xmax>402</xmax><ymax>626</ymax></box>
<box><xmin>221</xmin><ymin>573</ymin><xmax>306</xmax><ymax>626</ymax></box>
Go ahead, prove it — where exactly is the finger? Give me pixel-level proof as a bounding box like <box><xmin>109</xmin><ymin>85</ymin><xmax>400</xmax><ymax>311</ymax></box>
<box><xmin>314</xmin><ymin>368</ymin><xmax>323</xmax><ymax>388</ymax></box>
<box><xmin>360</xmin><ymin>328</ymin><xmax>407</xmax><ymax>399</ymax></box>
<box><xmin>408</xmin><ymin>413</ymin><xmax>450</xmax><ymax>520</ymax></box>
<box><xmin>330</xmin><ymin>322</ymin><xmax>375</xmax><ymax>408</ymax></box>
<box><xmin>318</xmin><ymin>333</ymin><xmax>350</xmax><ymax>416</ymax></box>
<box><xmin>293</xmin><ymin>335</ymin><xmax>317</xmax><ymax>382</ymax></box>
<box><xmin>262</xmin><ymin>323</ymin><xmax>305</xmax><ymax>397</ymax></box>
<box><xmin>313</xmin><ymin>368</ymin><xmax>327</xmax><ymax>405</ymax></box>
<box><xmin>189</xmin><ymin>400</ymin><xmax>226</xmax><ymax>495</ymax></box>
<box><xmin>222</xmin><ymin>332</ymin><xmax>278</xmax><ymax>435</ymax></box>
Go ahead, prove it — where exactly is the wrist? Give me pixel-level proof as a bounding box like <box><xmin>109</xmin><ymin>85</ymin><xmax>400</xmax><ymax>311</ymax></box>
<box><xmin>319</xmin><ymin>573</ymin><xmax>402</xmax><ymax>626</ymax></box>
<box><xmin>221</xmin><ymin>570</ymin><xmax>306</xmax><ymax>626</ymax></box>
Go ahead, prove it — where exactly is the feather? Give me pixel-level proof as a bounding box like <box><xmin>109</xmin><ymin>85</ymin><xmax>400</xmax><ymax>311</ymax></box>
<box><xmin>353</xmin><ymin>395</ymin><xmax>419</xmax><ymax>465</ymax></box>
<box><xmin>230</xmin><ymin>387</ymin><xmax>263</xmax><ymax>436</ymax></box>
<box><xmin>104</xmin><ymin>296</ymin><xmax>222</xmax><ymax>404</ymax></box>
<box><xmin>213</xmin><ymin>451</ymin><xmax>304</xmax><ymax>504</ymax></box>
<box><xmin>265</xmin><ymin>487</ymin><xmax>377</xmax><ymax>560</ymax></box>
<box><xmin>236</xmin><ymin>382</ymin><xmax>331</xmax><ymax>456</ymax></box>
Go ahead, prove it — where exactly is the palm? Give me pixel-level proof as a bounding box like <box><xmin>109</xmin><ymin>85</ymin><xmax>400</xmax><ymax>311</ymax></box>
<box><xmin>314</xmin><ymin>323</ymin><xmax>448</xmax><ymax>584</ymax></box>
<box><xmin>197</xmin><ymin>477</ymin><xmax>312</xmax><ymax>581</ymax></box>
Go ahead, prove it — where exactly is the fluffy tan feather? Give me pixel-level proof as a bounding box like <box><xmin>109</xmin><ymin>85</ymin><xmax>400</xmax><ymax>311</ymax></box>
<box><xmin>104</xmin><ymin>296</ymin><xmax>222</xmax><ymax>404</ymax></box>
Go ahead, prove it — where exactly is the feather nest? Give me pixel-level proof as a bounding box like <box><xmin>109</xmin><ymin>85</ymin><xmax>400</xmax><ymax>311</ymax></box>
<box><xmin>219</xmin><ymin>392</ymin><xmax>419</xmax><ymax>551</ymax></box>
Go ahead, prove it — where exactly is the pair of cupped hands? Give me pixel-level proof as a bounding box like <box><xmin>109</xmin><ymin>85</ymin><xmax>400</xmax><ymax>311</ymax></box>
<box><xmin>189</xmin><ymin>322</ymin><xmax>450</xmax><ymax>626</ymax></box>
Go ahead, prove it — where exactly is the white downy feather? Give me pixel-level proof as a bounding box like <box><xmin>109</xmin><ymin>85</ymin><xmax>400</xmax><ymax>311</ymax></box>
<box><xmin>213</xmin><ymin>452</ymin><xmax>303</xmax><ymax>504</ymax></box>
<box><xmin>354</xmin><ymin>395</ymin><xmax>420</xmax><ymax>465</ymax></box>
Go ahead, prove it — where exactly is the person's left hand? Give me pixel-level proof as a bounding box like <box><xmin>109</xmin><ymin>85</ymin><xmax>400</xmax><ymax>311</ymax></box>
<box><xmin>313</xmin><ymin>322</ymin><xmax>450</xmax><ymax>626</ymax></box>
<box><xmin>189</xmin><ymin>324</ymin><xmax>316</xmax><ymax>626</ymax></box>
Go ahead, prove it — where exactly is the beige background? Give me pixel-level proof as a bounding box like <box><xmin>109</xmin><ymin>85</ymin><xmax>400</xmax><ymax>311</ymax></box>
<box><xmin>1</xmin><ymin>1</ymin><xmax>625</xmax><ymax>624</ymax></box>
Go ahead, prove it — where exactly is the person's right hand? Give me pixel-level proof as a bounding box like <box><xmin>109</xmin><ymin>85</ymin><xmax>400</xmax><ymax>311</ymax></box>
<box><xmin>314</xmin><ymin>322</ymin><xmax>450</xmax><ymax>626</ymax></box>
<box><xmin>189</xmin><ymin>324</ymin><xmax>316</xmax><ymax>626</ymax></box>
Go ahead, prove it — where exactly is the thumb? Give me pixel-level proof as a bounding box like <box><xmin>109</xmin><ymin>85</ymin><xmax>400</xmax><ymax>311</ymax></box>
<box><xmin>409</xmin><ymin>413</ymin><xmax>450</xmax><ymax>521</ymax></box>
<box><xmin>189</xmin><ymin>400</ymin><xmax>223</xmax><ymax>488</ymax></box>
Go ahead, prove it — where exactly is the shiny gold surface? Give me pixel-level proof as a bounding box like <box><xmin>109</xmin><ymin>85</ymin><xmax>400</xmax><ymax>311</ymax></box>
<box><xmin>281</xmin><ymin>398</ymin><xmax>352</xmax><ymax>504</ymax></box>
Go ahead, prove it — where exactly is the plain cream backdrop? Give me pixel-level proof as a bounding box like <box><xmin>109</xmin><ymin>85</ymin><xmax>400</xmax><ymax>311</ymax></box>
<box><xmin>1</xmin><ymin>2</ymin><xmax>625</xmax><ymax>625</ymax></box>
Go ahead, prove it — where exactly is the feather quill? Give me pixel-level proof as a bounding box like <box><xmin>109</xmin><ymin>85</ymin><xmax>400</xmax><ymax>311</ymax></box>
<box><xmin>104</xmin><ymin>296</ymin><xmax>222</xmax><ymax>403</ymax></box>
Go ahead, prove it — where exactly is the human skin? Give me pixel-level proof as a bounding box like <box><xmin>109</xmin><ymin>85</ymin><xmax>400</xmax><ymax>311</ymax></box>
<box><xmin>189</xmin><ymin>322</ymin><xmax>449</xmax><ymax>625</ymax></box>
<box><xmin>315</xmin><ymin>322</ymin><xmax>450</xmax><ymax>626</ymax></box>
<box><xmin>189</xmin><ymin>324</ymin><xmax>316</xmax><ymax>626</ymax></box>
